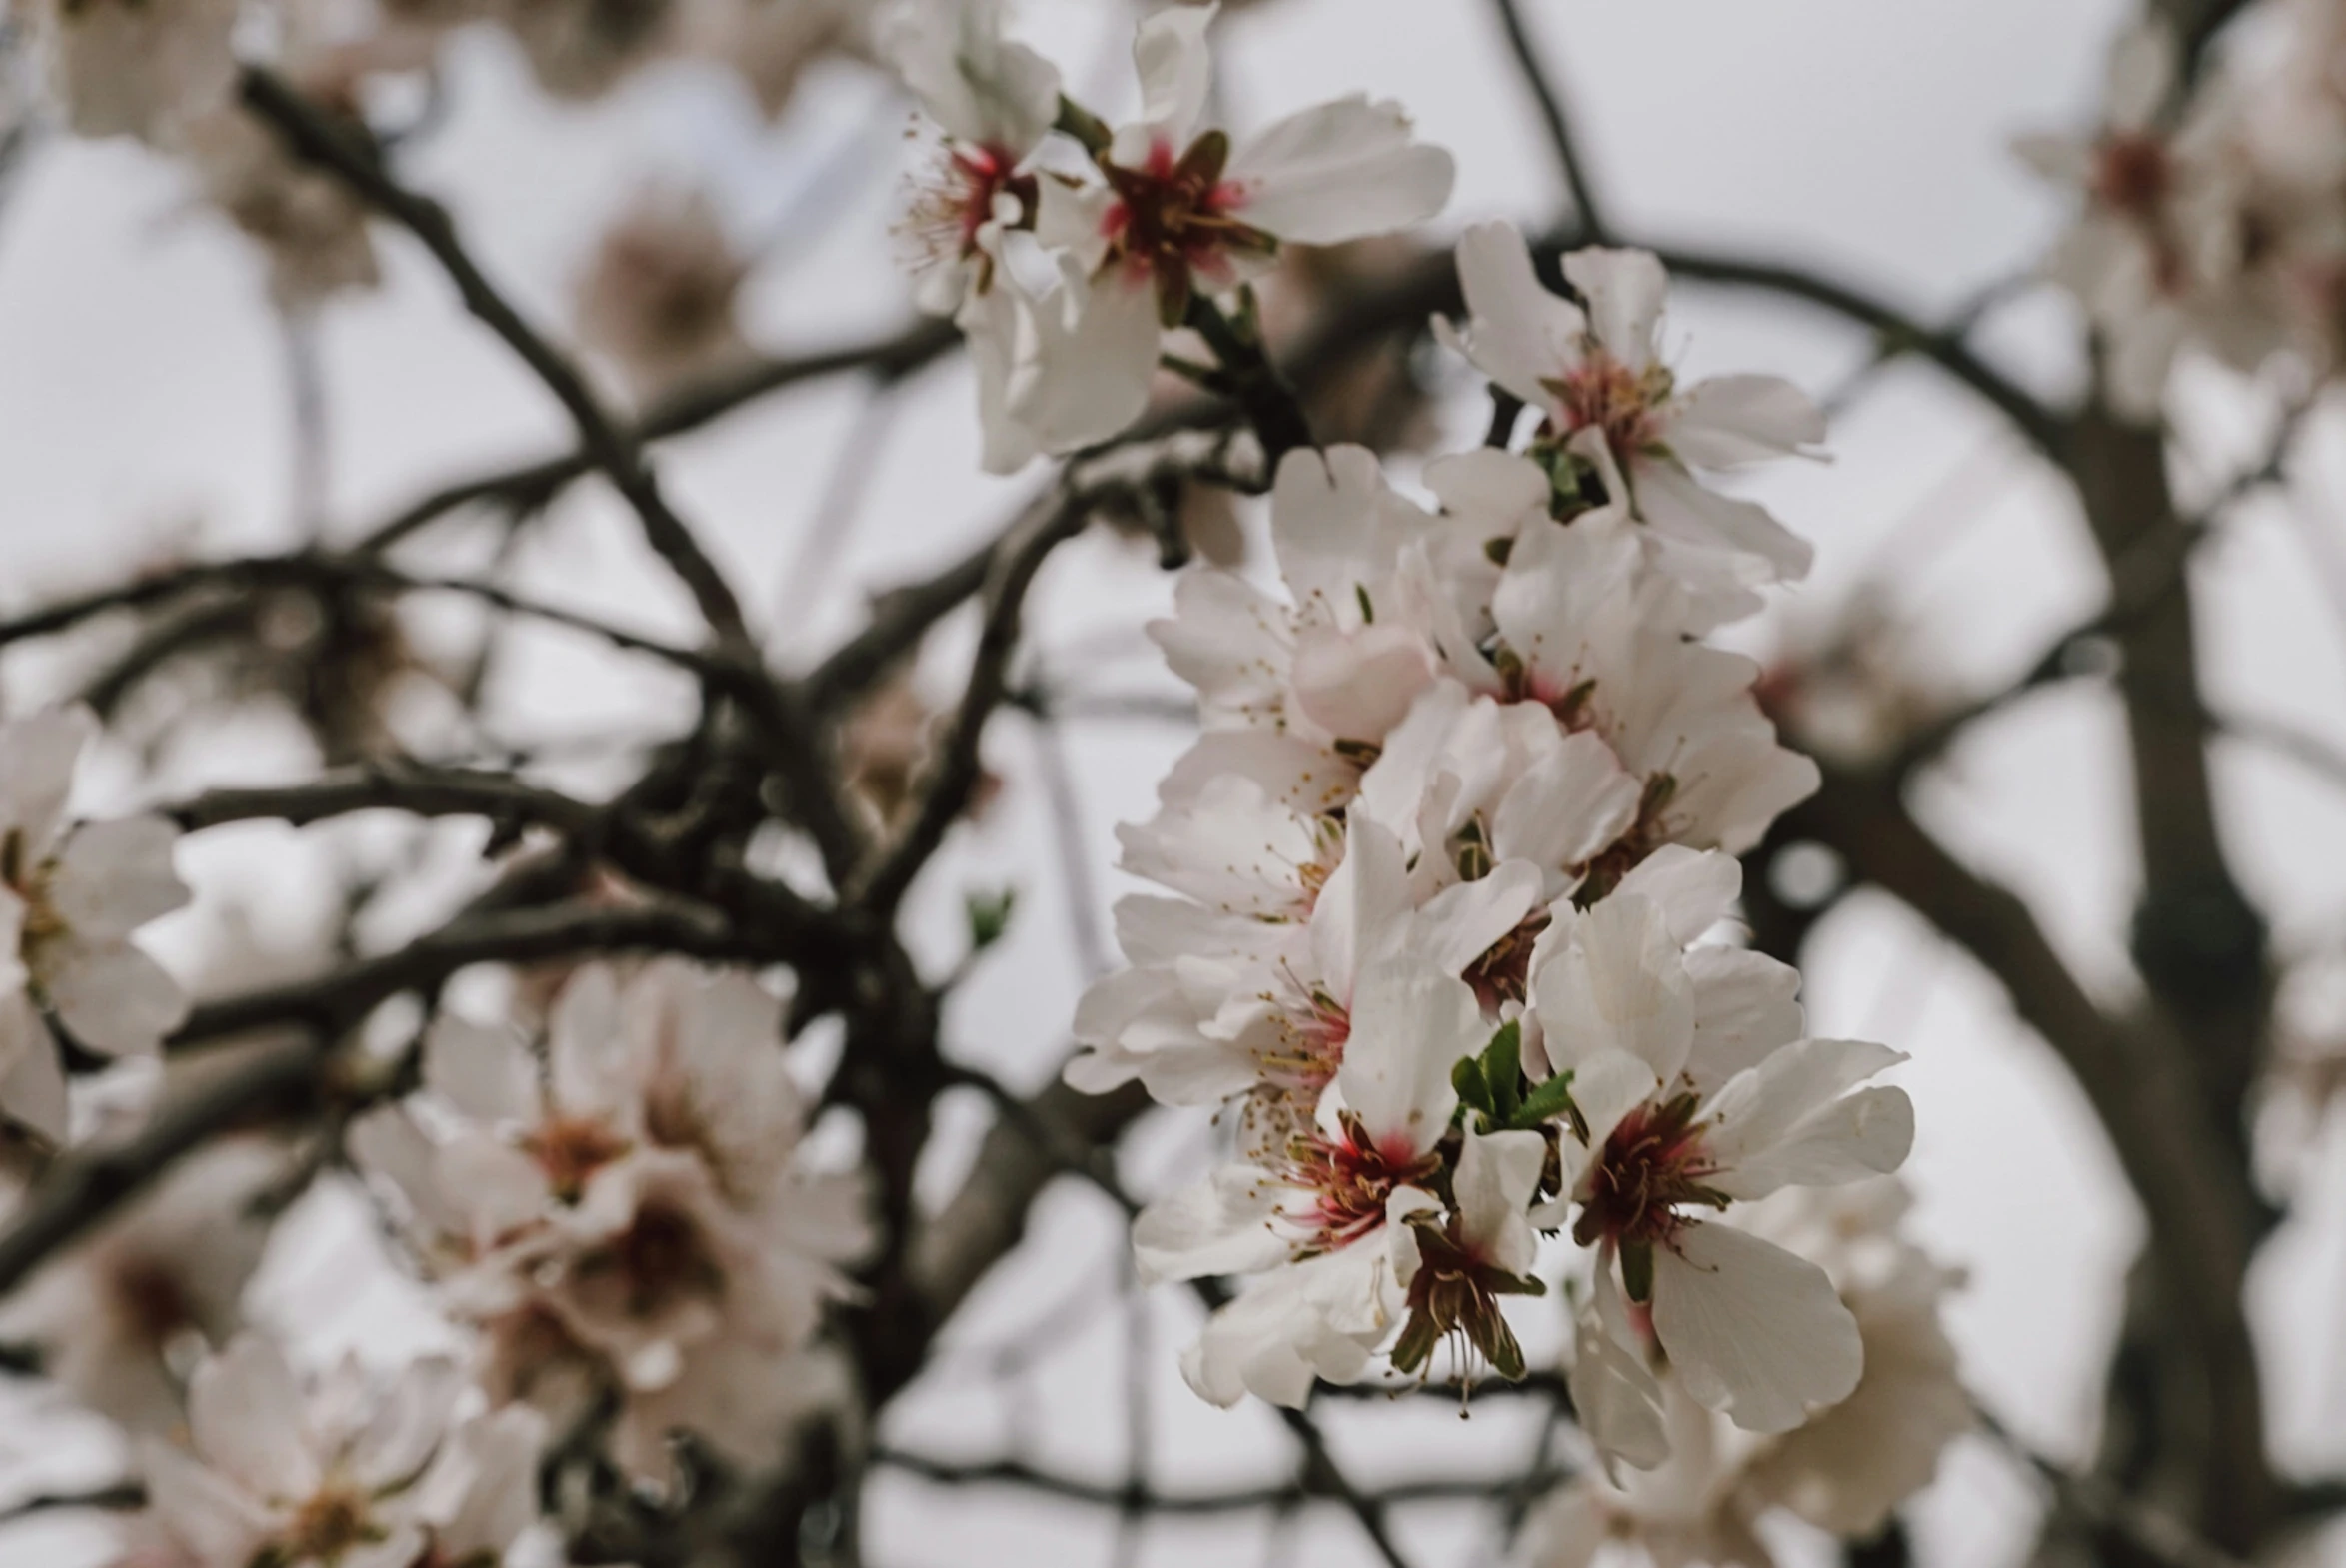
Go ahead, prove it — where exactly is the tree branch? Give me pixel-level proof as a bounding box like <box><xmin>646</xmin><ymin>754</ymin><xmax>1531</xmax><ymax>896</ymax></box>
<box><xmin>237</xmin><ymin>68</ymin><xmax>752</xmax><ymax>650</ymax></box>
<box><xmin>1488</xmin><ymin>0</ymin><xmax>1610</xmax><ymax>239</ymax></box>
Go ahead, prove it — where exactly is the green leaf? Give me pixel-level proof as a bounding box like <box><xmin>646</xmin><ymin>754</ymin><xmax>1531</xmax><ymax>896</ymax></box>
<box><xmin>1481</xmin><ymin>1021</ymin><xmax>1521</xmax><ymax>1122</ymax></box>
<box><xmin>965</xmin><ymin>886</ymin><xmax>1018</xmax><ymax>951</ymax></box>
<box><xmin>1510</xmin><ymin>1069</ymin><xmax>1576</xmax><ymax>1130</ymax></box>
<box><xmin>1451</xmin><ymin>1054</ymin><xmax>1493</xmax><ymax>1119</ymax></box>
<box><xmin>1053</xmin><ymin>95</ymin><xmax>1113</xmax><ymax>156</ymax></box>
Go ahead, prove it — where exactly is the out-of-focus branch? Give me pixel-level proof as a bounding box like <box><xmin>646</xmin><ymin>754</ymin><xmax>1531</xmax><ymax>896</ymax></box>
<box><xmin>238</xmin><ymin>68</ymin><xmax>751</xmax><ymax>649</ymax></box>
<box><xmin>874</xmin><ymin>1446</ymin><xmax>1568</xmax><ymax>1515</ymax></box>
<box><xmin>1977</xmin><ymin>1405</ymin><xmax>2251</xmax><ymax>1568</ymax></box>
<box><xmin>1488</xmin><ymin>0</ymin><xmax>1610</xmax><ymax>240</ymax></box>
<box><xmin>352</xmin><ymin>319</ymin><xmax>956</xmax><ymax>556</ymax></box>
<box><xmin>0</xmin><ymin>1035</ymin><xmax>320</xmax><ymax>1298</ymax></box>
<box><xmin>1776</xmin><ymin>763</ymin><xmax>2269</xmax><ymax>1551</ymax></box>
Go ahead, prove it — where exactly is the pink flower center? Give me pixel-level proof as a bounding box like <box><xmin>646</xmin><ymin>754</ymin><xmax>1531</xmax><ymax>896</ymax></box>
<box><xmin>902</xmin><ymin>141</ymin><xmax>1037</xmax><ymax>287</ymax></box>
<box><xmin>1544</xmin><ymin>353</ymin><xmax>1670</xmax><ymax>456</ymax></box>
<box><xmin>1101</xmin><ymin>134</ymin><xmax>1273</xmax><ymax>314</ymax></box>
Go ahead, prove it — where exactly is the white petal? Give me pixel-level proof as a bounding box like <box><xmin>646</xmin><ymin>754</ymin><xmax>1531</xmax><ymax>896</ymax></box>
<box><xmin>139</xmin><ymin>1437</ymin><xmax>274</xmax><ymax>1566</ymax></box>
<box><xmin>1567</xmin><ymin>1259</ymin><xmax>1669</xmax><ymax>1472</ymax></box>
<box><xmin>0</xmin><ymin>707</ymin><xmax>94</xmax><ymax>857</ymax></box>
<box><xmin>48</xmin><ymin>817</ymin><xmax>188</xmax><ymax>938</ymax></box>
<box><xmin>1701</xmin><ymin>1038</ymin><xmax>1911</xmax><ymax>1198</ymax></box>
<box><xmin>1550</xmin><ymin>1048</ymin><xmax>1657</xmax><ymax>1197</ymax></box>
<box><xmin>1334</xmin><ymin>958</ymin><xmax>1475</xmax><ymax>1155</ymax></box>
<box><xmin>1685</xmin><ymin>947</ymin><xmax>1805</xmax><ymax>1095</ymax></box>
<box><xmin>345</xmin><ymin>1356</ymin><xmax>464</xmax><ymax>1491</ymax></box>
<box><xmin>1448</xmin><ymin>221</ymin><xmax>1586</xmax><ymax>409</ymax></box>
<box><xmin>1130</xmin><ymin>0</ymin><xmax>1216</xmax><ymax>142</ymax></box>
<box><xmin>0</xmin><ymin>1009</ymin><xmax>66</xmax><ymax>1143</ymax></box>
<box><xmin>1649</xmin><ymin>1221</ymin><xmax>1862</xmax><ymax>1433</ymax></box>
<box><xmin>549</xmin><ymin>964</ymin><xmax>639</xmax><ymax>1116</ymax></box>
<box><xmin>1224</xmin><ymin>96</ymin><xmax>1454</xmax><ymax>245</ymax></box>
<box><xmin>189</xmin><ymin>1335</ymin><xmax>322</xmax><ymax>1502</ymax></box>
<box><xmin>423</xmin><ymin>1015</ymin><xmax>540</xmax><ymax>1126</ymax></box>
<box><xmin>1666</xmin><ymin>374</ymin><xmax>1827</xmax><ymax>468</ymax></box>
<box><xmin>1631</xmin><ymin>458</ymin><xmax>1815</xmax><ymax>581</ymax></box>
<box><xmin>1131</xmin><ymin>1164</ymin><xmax>1292</xmax><ymax>1283</ymax></box>
<box><xmin>1610</xmin><ymin>846</ymin><xmax>1742</xmax><ymax>945</ymax></box>
<box><xmin>1490</xmin><ymin>730</ymin><xmax>1641</xmax><ymax>871</ymax></box>
<box><xmin>1008</xmin><ymin>261</ymin><xmax>1162</xmax><ymax>454</ymax></box>
<box><xmin>1290</xmin><ymin>623</ymin><xmax>1434</xmax><ymax>743</ymax></box>
<box><xmin>1530</xmin><ymin>896</ymin><xmax>1693</xmax><ymax>1082</ymax></box>
<box><xmin>1561</xmin><ymin>247</ymin><xmax>1668</xmax><ymax>371</ymax></box>
<box><xmin>422</xmin><ymin>1407</ymin><xmax>547</xmax><ymax>1557</ymax></box>
<box><xmin>884</xmin><ymin>0</ymin><xmax>1060</xmax><ymax>153</ymax></box>
<box><xmin>1451</xmin><ymin>1128</ymin><xmax>1545</xmax><ymax>1274</ymax></box>
<box><xmin>46</xmin><ymin>938</ymin><xmax>186</xmax><ymax>1055</ymax></box>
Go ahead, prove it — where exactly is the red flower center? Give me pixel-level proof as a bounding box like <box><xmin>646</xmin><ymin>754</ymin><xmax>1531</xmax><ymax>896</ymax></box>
<box><xmin>1284</xmin><ymin>1115</ymin><xmax>1439</xmax><ymax>1255</ymax></box>
<box><xmin>1571</xmin><ymin>1094</ymin><xmax>1725</xmax><ymax>1250</ymax></box>
<box><xmin>1101</xmin><ymin>133</ymin><xmax>1274</xmax><ymax>322</ymax></box>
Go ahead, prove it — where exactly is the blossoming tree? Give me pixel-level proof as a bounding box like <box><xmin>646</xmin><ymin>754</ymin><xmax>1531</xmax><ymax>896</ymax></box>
<box><xmin>0</xmin><ymin>0</ymin><xmax>2328</xmax><ymax>1564</ymax></box>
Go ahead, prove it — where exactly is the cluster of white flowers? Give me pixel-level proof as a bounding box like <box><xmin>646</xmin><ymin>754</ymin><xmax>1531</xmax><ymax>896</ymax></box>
<box><xmin>1055</xmin><ymin>201</ymin><xmax>1930</xmax><ymax>1471</ymax></box>
<box><xmin>351</xmin><ymin>959</ymin><xmax>870</xmax><ymax>1488</ymax></box>
<box><xmin>140</xmin><ymin>1337</ymin><xmax>544</xmax><ymax>1568</ymax></box>
<box><xmin>2024</xmin><ymin>1</ymin><xmax>2346</xmax><ymax>415</ymax></box>
<box><xmin>887</xmin><ymin>0</ymin><xmax>1455</xmax><ymax>471</ymax></box>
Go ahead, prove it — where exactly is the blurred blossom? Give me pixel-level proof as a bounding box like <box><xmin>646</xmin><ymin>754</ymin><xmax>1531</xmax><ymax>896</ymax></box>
<box><xmin>574</xmin><ymin>184</ymin><xmax>751</xmax><ymax>400</ymax></box>
<box><xmin>0</xmin><ymin>1137</ymin><xmax>284</xmax><ymax>1436</ymax></box>
<box><xmin>136</xmin><ymin>1336</ymin><xmax>544</xmax><ymax>1568</ymax></box>
<box><xmin>350</xmin><ymin>960</ymin><xmax>869</xmax><ymax>1486</ymax></box>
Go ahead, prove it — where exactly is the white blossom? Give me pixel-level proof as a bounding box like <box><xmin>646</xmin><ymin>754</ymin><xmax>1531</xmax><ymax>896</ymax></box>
<box><xmin>137</xmin><ymin>1336</ymin><xmax>543</xmax><ymax>1568</ymax></box>
<box><xmin>1441</xmin><ymin>223</ymin><xmax>1822</xmax><ymax>593</ymax></box>
<box><xmin>985</xmin><ymin>3</ymin><xmax>1453</xmax><ymax>457</ymax></box>
<box><xmin>0</xmin><ymin>708</ymin><xmax>190</xmax><ymax>1143</ymax></box>
<box><xmin>351</xmin><ymin>959</ymin><xmax>868</xmax><ymax>1484</ymax></box>
<box><xmin>0</xmin><ymin>1137</ymin><xmax>283</xmax><ymax>1435</ymax></box>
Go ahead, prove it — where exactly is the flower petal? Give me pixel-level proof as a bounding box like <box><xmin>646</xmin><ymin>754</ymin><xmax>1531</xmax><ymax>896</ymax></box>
<box><xmin>424</xmin><ymin>1015</ymin><xmax>541</xmax><ymax>1126</ymax></box>
<box><xmin>1334</xmin><ymin>958</ymin><xmax>1475</xmax><ymax>1155</ymax></box>
<box><xmin>189</xmin><ymin>1335</ymin><xmax>322</xmax><ymax>1502</ymax></box>
<box><xmin>1649</xmin><ymin>1220</ymin><xmax>1863</xmax><ymax>1433</ymax></box>
<box><xmin>48</xmin><ymin>816</ymin><xmax>188</xmax><ymax>939</ymax></box>
<box><xmin>46</xmin><ymin>938</ymin><xmax>186</xmax><ymax>1056</ymax></box>
<box><xmin>1561</xmin><ymin>248</ymin><xmax>1668</xmax><ymax>371</ymax></box>
<box><xmin>1225</xmin><ymin>95</ymin><xmax>1454</xmax><ymax>245</ymax></box>
<box><xmin>1701</xmin><ymin>1038</ymin><xmax>1912</xmax><ymax>1199</ymax></box>
<box><xmin>1446</xmin><ymin>221</ymin><xmax>1587</xmax><ymax>409</ymax></box>
<box><xmin>1667</xmin><ymin>374</ymin><xmax>1826</xmax><ymax>469</ymax></box>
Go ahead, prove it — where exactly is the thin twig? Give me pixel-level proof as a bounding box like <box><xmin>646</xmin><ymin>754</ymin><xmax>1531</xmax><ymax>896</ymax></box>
<box><xmin>1488</xmin><ymin>0</ymin><xmax>1609</xmax><ymax>240</ymax></box>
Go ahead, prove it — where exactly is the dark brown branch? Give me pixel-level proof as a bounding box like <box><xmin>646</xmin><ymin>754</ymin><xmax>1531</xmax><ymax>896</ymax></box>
<box><xmin>352</xmin><ymin>320</ymin><xmax>957</xmax><ymax>556</ymax></box>
<box><xmin>874</xmin><ymin>1445</ymin><xmax>1566</xmax><ymax>1515</ymax></box>
<box><xmin>1778</xmin><ymin>764</ymin><xmax>2269</xmax><ymax>1551</ymax></box>
<box><xmin>846</xmin><ymin>480</ymin><xmax>1097</xmax><ymax>912</ymax></box>
<box><xmin>1488</xmin><ymin>0</ymin><xmax>1610</xmax><ymax>239</ymax></box>
<box><xmin>238</xmin><ymin>68</ymin><xmax>751</xmax><ymax>650</ymax></box>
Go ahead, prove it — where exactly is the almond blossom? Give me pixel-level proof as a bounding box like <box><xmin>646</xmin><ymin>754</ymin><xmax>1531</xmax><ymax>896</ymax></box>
<box><xmin>351</xmin><ymin>960</ymin><xmax>868</xmax><ymax>1484</ymax></box>
<box><xmin>1442</xmin><ymin>223</ymin><xmax>1823</xmax><ymax>594</ymax></box>
<box><xmin>1131</xmin><ymin>957</ymin><xmax>1481</xmax><ymax>1406</ymax></box>
<box><xmin>944</xmin><ymin>2</ymin><xmax>1454</xmax><ymax>459</ymax></box>
<box><xmin>1534</xmin><ymin>859</ymin><xmax>1913</xmax><ymax>1448</ymax></box>
<box><xmin>137</xmin><ymin>1335</ymin><xmax>544</xmax><ymax>1568</ymax></box>
<box><xmin>1532</xmin><ymin>1181</ymin><xmax>1969</xmax><ymax>1565</ymax></box>
<box><xmin>883</xmin><ymin>0</ymin><xmax>1063</xmax><ymax>472</ymax></box>
<box><xmin>0</xmin><ymin>707</ymin><xmax>191</xmax><ymax>1142</ymax></box>
<box><xmin>0</xmin><ymin>1137</ymin><xmax>284</xmax><ymax>1435</ymax></box>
